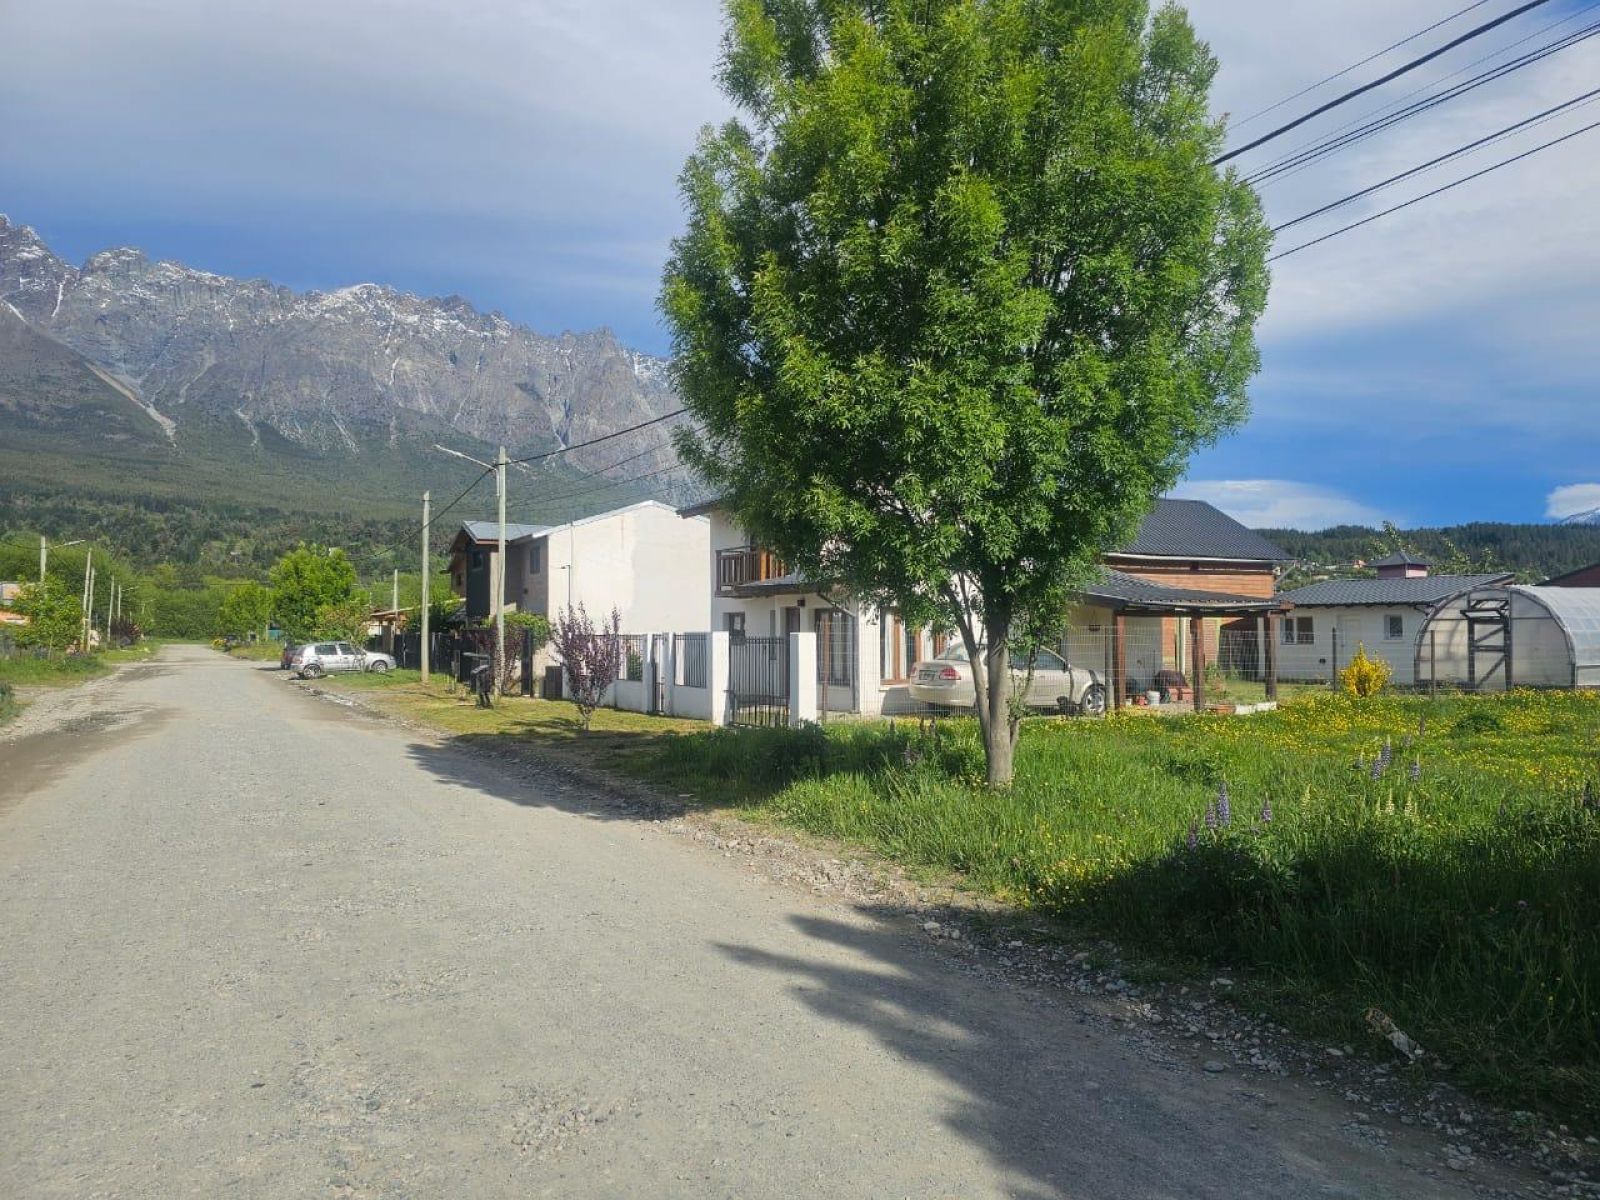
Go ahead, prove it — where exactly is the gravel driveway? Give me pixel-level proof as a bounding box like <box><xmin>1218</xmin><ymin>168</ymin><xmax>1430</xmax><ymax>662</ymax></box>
<box><xmin>0</xmin><ymin>645</ymin><xmax>1537</xmax><ymax>1198</ymax></box>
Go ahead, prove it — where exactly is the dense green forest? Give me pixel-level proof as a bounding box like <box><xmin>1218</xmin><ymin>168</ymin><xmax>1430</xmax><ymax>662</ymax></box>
<box><xmin>1260</xmin><ymin>523</ymin><xmax>1600</xmax><ymax>583</ymax></box>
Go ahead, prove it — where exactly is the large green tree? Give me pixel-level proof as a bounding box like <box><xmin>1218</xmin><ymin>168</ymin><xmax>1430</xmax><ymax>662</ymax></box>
<box><xmin>269</xmin><ymin>546</ymin><xmax>359</xmax><ymax>641</ymax></box>
<box><xmin>663</xmin><ymin>0</ymin><xmax>1270</xmax><ymax>783</ymax></box>
<box><xmin>217</xmin><ymin>580</ymin><xmax>274</xmax><ymax>641</ymax></box>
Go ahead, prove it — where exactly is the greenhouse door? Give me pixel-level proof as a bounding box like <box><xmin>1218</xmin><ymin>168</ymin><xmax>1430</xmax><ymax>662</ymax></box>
<box><xmin>1465</xmin><ymin>594</ymin><xmax>1511</xmax><ymax>691</ymax></box>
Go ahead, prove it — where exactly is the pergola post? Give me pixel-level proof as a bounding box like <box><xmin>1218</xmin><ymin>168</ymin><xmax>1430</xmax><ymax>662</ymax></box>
<box><xmin>1111</xmin><ymin>613</ymin><xmax>1127</xmax><ymax>712</ymax></box>
<box><xmin>1264</xmin><ymin>613</ymin><xmax>1279</xmax><ymax>702</ymax></box>
<box><xmin>1190</xmin><ymin>615</ymin><xmax>1206</xmax><ymax>712</ymax></box>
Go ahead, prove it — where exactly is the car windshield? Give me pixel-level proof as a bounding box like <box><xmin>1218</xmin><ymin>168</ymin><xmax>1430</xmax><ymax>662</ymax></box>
<box><xmin>940</xmin><ymin>644</ymin><xmax>971</xmax><ymax>663</ymax></box>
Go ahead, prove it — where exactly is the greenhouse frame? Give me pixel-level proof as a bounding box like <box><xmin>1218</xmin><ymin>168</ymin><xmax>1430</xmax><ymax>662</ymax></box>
<box><xmin>1414</xmin><ymin>585</ymin><xmax>1600</xmax><ymax>691</ymax></box>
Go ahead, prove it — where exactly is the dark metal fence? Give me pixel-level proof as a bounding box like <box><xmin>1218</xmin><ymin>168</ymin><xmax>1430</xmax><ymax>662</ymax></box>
<box><xmin>675</xmin><ymin>633</ymin><xmax>708</xmax><ymax>689</ymax></box>
<box><xmin>618</xmin><ymin>634</ymin><xmax>647</xmax><ymax>682</ymax></box>
<box><xmin>727</xmin><ymin>635</ymin><xmax>790</xmax><ymax>727</ymax></box>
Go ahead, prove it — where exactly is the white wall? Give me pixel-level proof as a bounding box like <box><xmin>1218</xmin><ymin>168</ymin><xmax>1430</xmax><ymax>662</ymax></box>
<box><xmin>550</xmin><ymin>502</ymin><xmax>710</xmax><ymax>634</ymax></box>
<box><xmin>1278</xmin><ymin>606</ymin><xmax>1423</xmax><ymax>685</ymax></box>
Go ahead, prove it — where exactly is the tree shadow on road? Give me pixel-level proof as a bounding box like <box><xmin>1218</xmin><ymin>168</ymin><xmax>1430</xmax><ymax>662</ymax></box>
<box><xmin>714</xmin><ymin>910</ymin><xmax>1433</xmax><ymax>1200</ymax></box>
<box><xmin>402</xmin><ymin>734</ymin><xmax>689</xmax><ymax>824</ymax></box>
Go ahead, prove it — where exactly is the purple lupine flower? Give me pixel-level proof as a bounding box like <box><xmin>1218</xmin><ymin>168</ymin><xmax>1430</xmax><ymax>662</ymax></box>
<box><xmin>1409</xmin><ymin>759</ymin><xmax>1421</xmax><ymax>783</ymax></box>
<box><xmin>1380</xmin><ymin>737</ymin><xmax>1393</xmax><ymax>767</ymax></box>
<box><xmin>1187</xmin><ymin>821</ymin><xmax>1199</xmax><ymax>850</ymax></box>
<box><xmin>1370</xmin><ymin>757</ymin><xmax>1386</xmax><ymax>781</ymax></box>
<box><xmin>1204</xmin><ymin>802</ymin><xmax>1219</xmax><ymax>831</ymax></box>
<box><xmin>1259</xmin><ymin>797</ymin><xmax>1274</xmax><ymax>824</ymax></box>
<box><xmin>1217</xmin><ymin>781</ymin><xmax>1232</xmax><ymax>826</ymax></box>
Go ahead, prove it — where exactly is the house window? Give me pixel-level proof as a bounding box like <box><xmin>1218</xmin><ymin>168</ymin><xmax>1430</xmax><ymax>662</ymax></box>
<box><xmin>528</xmin><ymin>543</ymin><xmax>541</xmax><ymax>573</ymax></box>
<box><xmin>725</xmin><ymin>612</ymin><xmax>746</xmax><ymax>640</ymax></box>
<box><xmin>1283</xmin><ymin>616</ymin><xmax>1314</xmax><ymax>645</ymax></box>
<box><xmin>880</xmin><ymin>612</ymin><xmax>910</xmax><ymax>683</ymax></box>
<box><xmin>1385</xmin><ymin>614</ymin><xmax>1405</xmax><ymax>641</ymax></box>
<box><xmin>470</xmin><ymin>550</ymin><xmax>484</xmax><ymax>571</ymax></box>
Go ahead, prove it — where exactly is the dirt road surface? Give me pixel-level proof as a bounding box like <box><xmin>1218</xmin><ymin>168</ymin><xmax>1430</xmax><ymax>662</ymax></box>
<box><xmin>0</xmin><ymin>646</ymin><xmax>1538</xmax><ymax>1198</ymax></box>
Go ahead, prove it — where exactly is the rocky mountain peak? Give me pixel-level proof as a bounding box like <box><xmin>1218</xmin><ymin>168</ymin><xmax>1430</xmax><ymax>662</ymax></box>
<box><xmin>0</xmin><ymin>217</ymin><xmax>685</xmax><ymax>482</ymax></box>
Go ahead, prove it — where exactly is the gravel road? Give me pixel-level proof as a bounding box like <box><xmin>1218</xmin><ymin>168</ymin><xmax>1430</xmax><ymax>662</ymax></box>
<box><xmin>0</xmin><ymin>645</ymin><xmax>1538</xmax><ymax>1198</ymax></box>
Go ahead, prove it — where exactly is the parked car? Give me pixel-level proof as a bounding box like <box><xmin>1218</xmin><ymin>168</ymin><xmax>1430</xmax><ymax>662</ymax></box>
<box><xmin>290</xmin><ymin>641</ymin><xmax>394</xmax><ymax>679</ymax></box>
<box><xmin>908</xmin><ymin>643</ymin><xmax>1106</xmax><ymax>716</ymax></box>
<box><xmin>279</xmin><ymin>641</ymin><xmax>301</xmax><ymax>670</ymax></box>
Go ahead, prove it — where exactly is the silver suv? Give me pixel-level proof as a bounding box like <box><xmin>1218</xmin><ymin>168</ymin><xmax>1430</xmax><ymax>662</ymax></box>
<box><xmin>291</xmin><ymin>641</ymin><xmax>395</xmax><ymax>679</ymax></box>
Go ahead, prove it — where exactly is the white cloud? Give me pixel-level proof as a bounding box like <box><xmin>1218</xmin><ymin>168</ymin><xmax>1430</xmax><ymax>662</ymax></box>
<box><xmin>1546</xmin><ymin>483</ymin><xmax>1600</xmax><ymax>520</ymax></box>
<box><xmin>1171</xmin><ymin>479</ymin><xmax>1387</xmax><ymax>530</ymax></box>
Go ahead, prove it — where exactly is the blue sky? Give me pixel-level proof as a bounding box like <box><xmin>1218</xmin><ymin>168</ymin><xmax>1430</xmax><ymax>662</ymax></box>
<box><xmin>1</xmin><ymin>0</ymin><xmax>1597</xmax><ymax>530</ymax></box>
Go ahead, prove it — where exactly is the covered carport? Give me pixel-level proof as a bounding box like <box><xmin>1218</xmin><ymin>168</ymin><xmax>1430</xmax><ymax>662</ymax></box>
<box><xmin>1074</xmin><ymin>570</ymin><xmax>1293</xmax><ymax>712</ymax></box>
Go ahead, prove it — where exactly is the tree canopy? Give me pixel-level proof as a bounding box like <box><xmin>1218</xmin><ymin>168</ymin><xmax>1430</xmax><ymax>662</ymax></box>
<box><xmin>663</xmin><ymin>0</ymin><xmax>1270</xmax><ymax>782</ymax></box>
<box><xmin>269</xmin><ymin>546</ymin><xmax>359</xmax><ymax>641</ymax></box>
<box><xmin>218</xmin><ymin>580</ymin><xmax>274</xmax><ymax>640</ymax></box>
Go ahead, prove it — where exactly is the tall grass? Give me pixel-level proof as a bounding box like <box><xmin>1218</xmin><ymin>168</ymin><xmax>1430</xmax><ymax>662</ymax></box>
<box><xmin>644</xmin><ymin>692</ymin><xmax>1600</xmax><ymax>1120</ymax></box>
<box><xmin>0</xmin><ymin>652</ymin><xmax>107</xmax><ymax>687</ymax></box>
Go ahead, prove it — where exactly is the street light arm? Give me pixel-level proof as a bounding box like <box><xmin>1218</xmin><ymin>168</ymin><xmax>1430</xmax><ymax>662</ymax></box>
<box><xmin>434</xmin><ymin>444</ymin><xmax>495</xmax><ymax>471</ymax></box>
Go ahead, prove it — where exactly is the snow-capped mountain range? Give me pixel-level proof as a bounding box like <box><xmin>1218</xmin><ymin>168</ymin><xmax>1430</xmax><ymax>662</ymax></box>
<box><xmin>0</xmin><ymin>214</ymin><xmax>682</xmax><ymax>478</ymax></box>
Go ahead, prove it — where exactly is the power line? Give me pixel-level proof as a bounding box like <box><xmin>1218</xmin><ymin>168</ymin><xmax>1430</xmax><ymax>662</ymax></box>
<box><xmin>1274</xmin><ymin>85</ymin><xmax>1600</xmax><ymax>231</ymax></box>
<box><xmin>1247</xmin><ymin>16</ymin><xmax>1600</xmax><ymax>185</ymax></box>
<box><xmin>423</xmin><ymin>465</ymin><xmax>494</xmax><ymax>535</ymax></box>
<box><xmin>506</xmin><ymin>461</ymin><xmax>693</xmax><ymax>519</ymax></box>
<box><xmin>1269</xmin><ymin>114</ymin><xmax>1600</xmax><ymax>260</ymax></box>
<box><xmin>506</xmin><ymin>408</ymin><xmax>686</xmax><ymax>466</ymax></box>
<box><xmin>1252</xmin><ymin>0</ymin><xmax>1600</xmax><ymax>188</ymax></box>
<box><xmin>1233</xmin><ymin>0</ymin><xmax>1497</xmax><ymax>129</ymax></box>
<box><xmin>1215</xmin><ymin>0</ymin><xmax>1556</xmax><ymax>165</ymax></box>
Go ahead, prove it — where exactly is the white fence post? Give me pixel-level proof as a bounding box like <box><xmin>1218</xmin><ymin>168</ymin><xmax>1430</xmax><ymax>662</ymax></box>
<box><xmin>789</xmin><ymin>631</ymin><xmax>817</xmax><ymax>727</ymax></box>
<box><xmin>709</xmin><ymin>631</ymin><xmax>731</xmax><ymax>727</ymax></box>
<box><xmin>642</xmin><ymin>633</ymin><xmax>659</xmax><ymax>715</ymax></box>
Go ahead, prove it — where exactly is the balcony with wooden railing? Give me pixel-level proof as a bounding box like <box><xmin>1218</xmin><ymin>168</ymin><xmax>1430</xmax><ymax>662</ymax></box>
<box><xmin>716</xmin><ymin>546</ymin><xmax>791</xmax><ymax>595</ymax></box>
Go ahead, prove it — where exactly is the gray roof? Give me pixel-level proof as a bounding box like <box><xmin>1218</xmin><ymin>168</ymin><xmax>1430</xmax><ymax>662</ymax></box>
<box><xmin>1371</xmin><ymin>550</ymin><xmax>1429</xmax><ymax>568</ymax></box>
<box><xmin>1280</xmin><ymin>573</ymin><xmax>1513</xmax><ymax>607</ymax></box>
<box><xmin>1081</xmin><ymin>569</ymin><xmax>1284</xmax><ymax>614</ymax></box>
<box><xmin>459</xmin><ymin>520</ymin><xmax>551</xmax><ymax>544</ymax></box>
<box><xmin>1116</xmin><ymin>499</ymin><xmax>1292</xmax><ymax>562</ymax></box>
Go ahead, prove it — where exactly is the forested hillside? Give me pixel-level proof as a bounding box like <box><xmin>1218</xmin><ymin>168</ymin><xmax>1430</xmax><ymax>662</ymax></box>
<box><xmin>1260</xmin><ymin>523</ymin><xmax>1600</xmax><ymax>583</ymax></box>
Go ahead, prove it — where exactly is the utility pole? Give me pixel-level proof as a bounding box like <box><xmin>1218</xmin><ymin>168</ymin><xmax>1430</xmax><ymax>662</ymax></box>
<box><xmin>496</xmin><ymin>445</ymin><xmax>507</xmax><ymax>696</ymax></box>
<box><xmin>432</xmin><ymin>442</ymin><xmax>510</xmax><ymax>695</ymax></box>
<box><xmin>79</xmin><ymin>552</ymin><xmax>92</xmax><ymax>650</ymax></box>
<box><xmin>84</xmin><ymin>562</ymin><xmax>95</xmax><ymax>651</ymax></box>
<box><xmin>420</xmin><ymin>491</ymin><xmax>431</xmax><ymax>683</ymax></box>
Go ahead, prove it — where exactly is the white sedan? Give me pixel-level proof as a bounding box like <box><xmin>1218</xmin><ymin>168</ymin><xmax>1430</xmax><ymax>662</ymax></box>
<box><xmin>908</xmin><ymin>644</ymin><xmax>1106</xmax><ymax>716</ymax></box>
<box><xmin>291</xmin><ymin>641</ymin><xmax>395</xmax><ymax>679</ymax></box>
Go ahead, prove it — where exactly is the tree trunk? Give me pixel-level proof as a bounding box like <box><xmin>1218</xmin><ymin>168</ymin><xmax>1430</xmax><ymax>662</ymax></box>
<box><xmin>981</xmin><ymin>616</ymin><xmax>1015</xmax><ymax>788</ymax></box>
